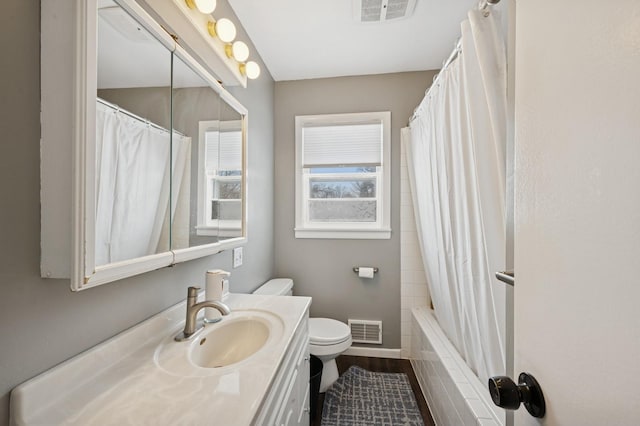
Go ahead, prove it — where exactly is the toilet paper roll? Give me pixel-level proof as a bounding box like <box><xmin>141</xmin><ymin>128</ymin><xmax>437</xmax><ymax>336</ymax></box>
<box><xmin>358</xmin><ymin>267</ymin><xmax>375</xmax><ymax>279</ymax></box>
<box><xmin>205</xmin><ymin>269</ymin><xmax>230</xmax><ymax>322</ymax></box>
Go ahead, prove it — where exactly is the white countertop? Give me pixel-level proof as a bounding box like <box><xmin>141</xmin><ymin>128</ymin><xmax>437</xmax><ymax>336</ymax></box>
<box><xmin>10</xmin><ymin>293</ymin><xmax>311</xmax><ymax>425</ymax></box>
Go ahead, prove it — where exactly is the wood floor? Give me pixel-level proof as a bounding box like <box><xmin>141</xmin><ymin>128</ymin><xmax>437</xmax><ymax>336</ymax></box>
<box><xmin>310</xmin><ymin>355</ymin><xmax>435</xmax><ymax>426</ymax></box>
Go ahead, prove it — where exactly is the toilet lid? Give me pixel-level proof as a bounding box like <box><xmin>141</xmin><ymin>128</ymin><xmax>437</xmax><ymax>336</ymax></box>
<box><xmin>309</xmin><ymin>318</ymin><xmax>351</xmax><ymax>345</ymax></box>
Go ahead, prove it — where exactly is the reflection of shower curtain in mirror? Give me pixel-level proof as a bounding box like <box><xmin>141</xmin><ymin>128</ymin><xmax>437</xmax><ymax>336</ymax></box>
<box><xmin>95</xmin><ymin>100</ymin><xmax>191</xmax><ymax>265</ymax></box>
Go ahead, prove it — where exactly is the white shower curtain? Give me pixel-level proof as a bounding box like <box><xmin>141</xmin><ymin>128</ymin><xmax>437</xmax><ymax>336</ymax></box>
<box><xmin>95</xmin><ymin>101</ymin><xmax>191</xmax><ymax>266</ymax></box>
<box><xmin>405</xmin><ymin>9</ymin><xmax>507</xmax><ymax>384</ymax></box>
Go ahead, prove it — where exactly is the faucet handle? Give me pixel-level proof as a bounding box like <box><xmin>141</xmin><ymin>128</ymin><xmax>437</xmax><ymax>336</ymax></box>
<box><xmin>187</xmin><ymin>286</ymin><xmax>200</xmax><ymax>297</ymax></box>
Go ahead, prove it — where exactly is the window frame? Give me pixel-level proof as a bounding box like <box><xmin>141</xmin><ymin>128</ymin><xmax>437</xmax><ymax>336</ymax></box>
<box><xmin>294</xmin><ymin>111</ymin><xmax>391</xmax><ymax>239</ymax></box>
<box><xmin>196</xmin><ymin>120</ymin><xmax>243</xmax><ymax>236</ymax></box>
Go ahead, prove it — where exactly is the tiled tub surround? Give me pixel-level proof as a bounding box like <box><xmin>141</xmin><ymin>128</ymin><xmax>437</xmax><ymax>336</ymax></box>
<box><xmin>410</xmin><ymin>307</ymin><xmax>503</xmax><ymax>426</ymax></box>
<box><xmin>10</xmin><ymin>293</ymin><xmax>311</xmax><ymax>425</ymax></box>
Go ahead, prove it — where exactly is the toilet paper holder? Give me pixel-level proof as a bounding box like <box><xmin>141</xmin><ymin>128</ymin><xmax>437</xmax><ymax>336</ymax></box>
<box><xmin>352</xmin><ymin>267</ymin><xmax>379</xmax><ymax>274</ymax></box>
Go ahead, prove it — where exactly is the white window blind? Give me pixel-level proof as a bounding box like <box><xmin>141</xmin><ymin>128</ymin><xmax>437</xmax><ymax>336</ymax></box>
<box><xmin>205</xmin><ymin>130</ymin><xmax>242</xmax><ymax>171</ymax></box>
<box><xmin>205</xmin><ymin>131</ymin><xmax>219</xmax><ymax>171</ymax></box>
<box><xmin>219</xmin><ymin>130</ymin><xmax>242</xmax><ymax>171</ymax></box>
<box><xmin>302</xmin><ymin>122</ymin><xmax>382</xmax><ymax>167</ymax></box>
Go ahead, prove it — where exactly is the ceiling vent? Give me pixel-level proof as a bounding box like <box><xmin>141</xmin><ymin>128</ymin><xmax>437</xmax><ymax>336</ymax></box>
<box><xmin>353</xmin><ymin>0</ymin><xmax>417</xmax><ymax>23</ymax></box>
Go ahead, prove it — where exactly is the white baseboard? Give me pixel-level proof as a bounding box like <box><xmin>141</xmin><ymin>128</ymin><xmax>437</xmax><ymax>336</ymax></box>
<box><xmin>343</xmin><ymin>346</ymin><xmax>402</xmax><ymax>359</ymax></box>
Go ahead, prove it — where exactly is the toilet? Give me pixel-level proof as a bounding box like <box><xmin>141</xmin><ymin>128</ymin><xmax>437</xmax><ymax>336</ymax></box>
<box><xmin>253</xmin><ymin>278</ymin><xmax>352</xmax><ymax>392</ymax></box>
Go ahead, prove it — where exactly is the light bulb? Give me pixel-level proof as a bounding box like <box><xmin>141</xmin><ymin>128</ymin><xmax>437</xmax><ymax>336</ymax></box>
<box><xmin>240</xmin><ymin>61</ymin><xmax>261</xmax><ymax>80</ymax></box>
<box><xmin>185</xmin><ymin>0</ymin><xmax>216</xmax><ymax>14</ymax></box>
<box><xmin>195</xmin><ymin>0</ymin><xmax>216</xmax><ymax>13</ymax></box>
<box><xmin>228</xmin><ymin>41</ymin><xmax>249</xmax><ymax>62</ymax></box>
<box><xmin>208</xmin><ymin>18</ymin><xmax>236</xmax><ymax>43</ymax></box>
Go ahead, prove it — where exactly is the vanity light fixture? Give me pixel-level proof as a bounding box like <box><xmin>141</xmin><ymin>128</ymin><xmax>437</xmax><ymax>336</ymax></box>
<box><xmin>207</xmin><ymin>18</ymin><xmax>236</xmax><ymax>43</ymax></box>
<box><xmin>161</xmin><ymin>0</ymin><xmax>256</xmax><ymax>85</ymax></box>
<box><xmin>225</xmin><ymin>41</ymin><xmax>249</xmax><ymax>62</ymax></box>
<box><xmin>240</xmin><ymin>61</ymin><xmax>261</xmax><ymax>80</ymax></box>
<box><xmin>185</xmin><ymin>0</ymin><xmax>216</xmax><ymax>14</ymax></box>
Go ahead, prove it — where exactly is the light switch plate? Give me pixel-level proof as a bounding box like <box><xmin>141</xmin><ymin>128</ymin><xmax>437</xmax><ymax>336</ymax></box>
<box><xmin>232</xmin><ymin>247</ymin><xmax>243</xmax><ymax>268</ymax></box>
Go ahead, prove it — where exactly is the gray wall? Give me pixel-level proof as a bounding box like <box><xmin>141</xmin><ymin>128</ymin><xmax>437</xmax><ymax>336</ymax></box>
<box><xmin>273</xmin><ymin>72</ymin><xmax>436</xmax><ymax>349</ymax></box>
<box><xmin>0</xmin><ymin>1</ymin><xmax>274</xmax><ymax>424</ymax></box>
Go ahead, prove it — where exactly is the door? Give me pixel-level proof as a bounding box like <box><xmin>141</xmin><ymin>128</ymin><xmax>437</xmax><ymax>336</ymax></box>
<box><xmin>513</xmin><ymin>0</ymin><xmax>640</xmax><ymax>424</ymax></box>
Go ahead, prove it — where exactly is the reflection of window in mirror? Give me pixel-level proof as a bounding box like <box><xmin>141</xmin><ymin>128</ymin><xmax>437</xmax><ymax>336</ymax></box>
<box><xmin>197</xmin><ymin>121</ymin><xmax>243</xmax><ymax>237</ymax></box>
<box><xmin>171</xmin><ymin>55</ymin><xmax>222</xmax><ymax>250</ymax></box>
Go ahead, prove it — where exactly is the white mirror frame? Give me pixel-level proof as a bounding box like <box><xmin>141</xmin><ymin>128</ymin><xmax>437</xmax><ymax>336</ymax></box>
<box><xmin>41</xmin><ymin>0</ymin><xmax>247</xmax><ymax>291</ymax></box>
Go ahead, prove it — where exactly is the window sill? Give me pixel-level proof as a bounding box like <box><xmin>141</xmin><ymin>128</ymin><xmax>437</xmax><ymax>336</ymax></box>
<box><xmin>196</xmin><ymin>222</ymin><xmax>242</xmax><ymax>237</ymax></box>
<box><xmin>294</xmin><ymin>228</ymin><xmax>391</xmax><ymax>240</ymax></box>
<box><xmin>196</xmin><ymin>226</ymin><xmax>218</xmax><ymax>236</ymax></box>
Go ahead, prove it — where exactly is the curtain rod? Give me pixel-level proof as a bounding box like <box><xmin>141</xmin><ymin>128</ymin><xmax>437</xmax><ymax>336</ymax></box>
<box><xmin>97</xmin><ymin>97</ymin><xmax>186</xmax><ymax>138</ymax></box>
<box><xmin>408</xmin><ymin>0</ymin><xmax>501</xmax><ymax>125</ymax></box>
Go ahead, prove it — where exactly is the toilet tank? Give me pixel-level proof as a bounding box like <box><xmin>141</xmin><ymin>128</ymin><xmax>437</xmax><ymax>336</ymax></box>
<box><xmin>253</xmin><ymin>278</ymin><xmax>293</xmax><ymax>296</ymax></box>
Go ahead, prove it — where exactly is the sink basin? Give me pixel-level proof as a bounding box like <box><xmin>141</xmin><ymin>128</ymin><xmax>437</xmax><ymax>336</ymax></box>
<box><xmin>155</xmin><ymin>309</ymin><xmax>284</xmax><ymax>376</ymax></box>
<box><xmin>191</xmin><ymin>317</ymin><xmax>270</xmax><ymax>368</ymax></box>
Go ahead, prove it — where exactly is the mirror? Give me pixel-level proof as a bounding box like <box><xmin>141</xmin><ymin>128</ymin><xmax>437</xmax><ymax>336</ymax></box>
<box><xmin>95</xmin><ymin>0</ymin><xmax>173</xmax><ymax>267</ymax></box>
<box><xmin>95</xmin><ymin>1</ymin><xmax>246</xmax><ymax>265</ymax></box>
<box><xmin>171</xmin><ymin>53</ymin><xmax>246</xmax><ymax>253</ymax></box>
<box><xmin>40</xmin><ymin>0</ymin><xmax>247</xmax><ymax>289</ymax></box>
<box><xmin>171</xmin><ymin>55</ymin><xmax>223</xmax><ymax>249</ymax></box>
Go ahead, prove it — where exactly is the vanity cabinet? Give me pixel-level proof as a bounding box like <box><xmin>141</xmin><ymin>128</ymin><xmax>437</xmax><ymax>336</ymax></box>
<box><xmin>255</xmin><ymin>313</ymin><xmax>310</xmax><ymax>426</ymax></box>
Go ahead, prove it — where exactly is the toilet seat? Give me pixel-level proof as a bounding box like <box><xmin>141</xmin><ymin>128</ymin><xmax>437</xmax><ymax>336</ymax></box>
<box><xmin>309</xmin><ymin>337</ymin><xmax>352</xmax><ymax>358</ymax></box>
<box><xmin>309</xmin><ymin>318</ymin><xmax>351</xmax><ymax>345</ymax></box>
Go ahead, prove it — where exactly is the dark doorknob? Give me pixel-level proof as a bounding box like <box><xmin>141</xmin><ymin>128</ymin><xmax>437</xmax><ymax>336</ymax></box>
<box><xmin>488</xmin><ymin>372</ymin><xmax>545</xmax><ymax>418</ymax></box>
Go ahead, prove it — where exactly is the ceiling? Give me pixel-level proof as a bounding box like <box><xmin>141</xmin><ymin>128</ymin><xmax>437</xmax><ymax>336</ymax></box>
<box><xmin>227</xmin><ymin>0</ymin><xmax>479</xmax><ymax>81</ymax></box>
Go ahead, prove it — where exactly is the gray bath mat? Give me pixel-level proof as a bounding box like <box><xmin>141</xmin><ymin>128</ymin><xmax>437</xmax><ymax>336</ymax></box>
<box><xmin>321</xmin><ymin>366</ymin><xmax>424</xmax><ymax>426</ymax></box>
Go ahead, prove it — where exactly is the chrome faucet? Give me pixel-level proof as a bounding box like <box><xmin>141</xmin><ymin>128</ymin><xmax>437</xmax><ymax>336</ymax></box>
<box><xmin>175</xmin><ymin>286</ymin><xmax>231</xmax><ymax>342</ymax></box>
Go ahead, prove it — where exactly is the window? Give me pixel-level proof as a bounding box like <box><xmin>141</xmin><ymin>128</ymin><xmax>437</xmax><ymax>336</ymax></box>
<box><xmin>295</xmin><ymin>112</ymin><xmax>391</xmax><ymax>239</ymax></box>
<box><xmin>196</xmin><ymin>120</ymin><xmax>243</xmax><ymax>237</ymax></box>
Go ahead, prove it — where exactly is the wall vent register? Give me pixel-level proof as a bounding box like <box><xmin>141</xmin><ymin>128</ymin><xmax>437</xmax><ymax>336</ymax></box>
<box><xmin>348</xmin><ymin>319</ymin><xmax>382</xmax><ymax>344</ymax></box>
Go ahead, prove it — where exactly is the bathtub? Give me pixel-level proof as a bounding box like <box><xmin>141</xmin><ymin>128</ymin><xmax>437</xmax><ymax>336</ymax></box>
<box><xmin>410</xmin><ymin>307</ymin><xmax>504</xmax><ymax>426</ymax></box>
